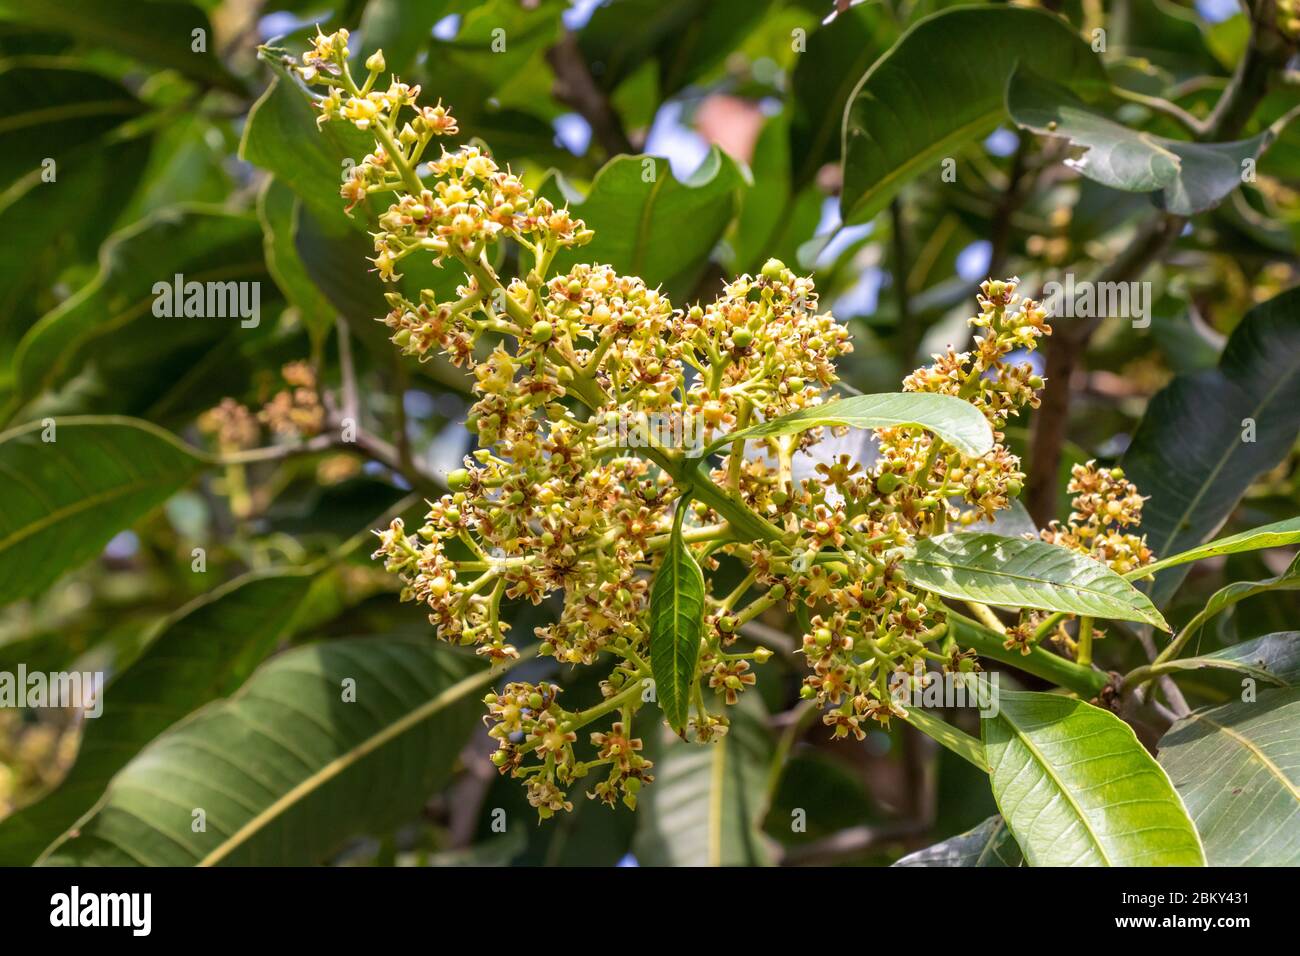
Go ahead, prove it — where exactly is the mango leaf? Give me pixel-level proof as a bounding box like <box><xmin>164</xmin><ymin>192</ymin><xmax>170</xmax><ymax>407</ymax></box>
<box><xmin>0</xmin><ymin>1</ymin><xmax>243</xmax><ymax>93</ymax></box>
<box><xmin>899</xmin><ymin>706</ymin><xmax>985</xmax><ymax>770</ymax></box>
<box><xmin>840</xmin><ymin>5</ymin><xmax>1107</xmax><ymax>224</ymax></box>
<box><xmin>1008</xmin><ymin>67</ymin><xmax>1272</xmax><ymax>215</ymax></box>
<box><xmin>8</xmin><ymin>206</ymin><xmax>268</xmax><ymax>419</ymax></box>
<box><xmin>541</xmin><ymin>149</ymin><xmax>747</xmax><ymax>301</ymax></box>
<box><xmin>1158</xmin><ymin>686</ymin><xmax>1300</xmax><ymax>866</ymax></box>
<box><xmin>701</xmin><ymin>392</ymin><xmax>994</xmax><ymax>459</ymax></box>
<box><xmin>1132</xmin><ymin>515</ymin><xmax>1300</xmax><ymax>581</ymax></box>
<box><xmin>0</xmin><ymin>416</ymin><xmax>202</xmax><ymax>606</ymax></box>
<box><xmin>40</xmin><ymin>639</ymin><xmax>489</xmax><ymax>866</ymax></box>
<box><xmin>789</xmin><ymin>1</ymin><xmax>896</xmax><ymax>187</ymax></box>
<box><xmin>258</xmin><ymin>178</ymin><xmax>335</xmax><ymax>347</ymax></box>
<box><xmin>0</xmin><ymin>570</ymin><xmax>316</xmax><ymax>865</ymax></box>
<box><xmin>984</xmin><ymin>690</ymin><xmax>1205</xmax><ymax>866</ymax></box>
<box><xmin>578</xmin><ymin>0</ymin><xmax>774</xmax><ymax>97</ymax></box>
<box><xmin>356</xmin><ymin>0</ymin><xmax>454</xmax><ymax>76</ymax></box>
<box><xmin>1154</xmin><ymin>631</ymin><xmax>1300</xmax><ymax>688</ymax></box>
<box><xmin>632</xmin><ymin>695</ymin><xmax>774</xmax><ymax>866</ymax></box>
<box><xmin>893</xmin><ymin>815</ymin><xmax>1022</xmax><ymax>867</ymax></box>
<box><xmin>902</xmin><ymin>533</ymin><xmax>1170</xmax><ymax>630</ymax></box>
<box><xmin>649</xmin><ymin>512</ymin><xmax>705</xmax><ymax>732</ymax></box>
<box><xmin>1159</xmin><ymin>555</ymin><xmax>1300</xmax><ymax>661</ymax></box>
<box><xmin>1122</xmin><ymin>287</ymin><xmax>1300</xmax><ymax>606</ymax></box>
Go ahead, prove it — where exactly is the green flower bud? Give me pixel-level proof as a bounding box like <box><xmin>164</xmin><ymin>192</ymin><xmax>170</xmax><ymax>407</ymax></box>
<box><xmin>761</xmin><ymin>258</ymin><xmax>786</xmax><ymax>280</ymax></box>
<box><xmin>447</xmin><ymin>468</ymin><xmax>470</xmax><ymax>491</ymax></box>
<box><xmin>531</xmin><ymin>321</ymin><xmax>554</xmax><ymax>343</ymax></box>
<box><xmin>365</xmin><ymin>50</ymin><xmax>386</xmax><ymax>73</ymax></box>
<box><xmin>876</xmin><ymin>472</ymin><xmax>902</xmax><ymax>494</ymax></box>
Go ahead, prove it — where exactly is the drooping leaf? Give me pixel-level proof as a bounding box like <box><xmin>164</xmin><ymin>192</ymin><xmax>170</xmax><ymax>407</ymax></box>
<box><xmin>8</xmin><ymin>207</ymin><xmax>268</xmax><ymax>420</ymax></box>
<box><xmin>1156</xmin><ymin>555</ymin><xmax>1300</xmax><ymax>662</ymax></box>
<box><xmin>1131</xmin><ymin>515</ymin><xmax>1300</xmax><ymax>581</ymax></box>
<box><xmin>632</xmin><ymin>695</ymin><xmax>774</xmax><ymax>866</ymax></box>
<box><xmin>40</xmin><ymin>639</ymin><xmax>489</xmax><ymax>866</ymax></box>
<box><xmin>258</xmin><ymin>178</ymin><xmax>335</xmax><ymax>347</ymax></box>
<box><xmin>893</xmin><ymin>815</ymin><xmax>1022</xmax><ymax>867</ymax></box>
<box><xmin>0</xmin><ymin>416</ymin><xmax>202</xmax><ymax>606</ymax></box>
<box><xmin>1158</xmin><ymin>686</ymin><xmax>1300</xmax><ymax>866</ymax></box>
<box><xmin>1122</xmin><ymin>287</ymin><xmax>1300</xmax><ymax>606</ymax></box>
<box><xmin>648</xmin><ymin>512</ymin><xmax>705</xmax><ymax>732</ymax></box>
<box><xmin>1153</xmin><ymin>631</ymin><xmax>1300</xmax><ymax>688</ymax></box>
<box><xmin>0</xmin><ymin>570</ymin><xmax>316</xmax><ymax>865</ymax></box>
<box><xmin>540</xmin><ymin>149</ymin><xmax>747</xmax><ymax>301</ymax></box>
<box><xmin>903</xmin><ymin>533</ymin><xmax>1170</xmax><ymax>630</ymax></box>
<box><xmin>899</xmin><ymin>705</ymin><xmax>985</xmax><ymax>770</ymax></box>
<box><xmin>840</xmin><ymin>5</ymin><xmax>1108</xmax><ymax>224</ymax></box>
<box><xmin>984</xmin><ymin>690</ymin><xmax>1205</xmax><ymax>866</ymax></box>
<box><xmin>701</xmin><ymin>392</ymin><xmax>994</xmax><ymax>459</ymax></box>
<box><xmin>1008</xmin><ymin>67</ymin><xmax>1273</xmax><ymax>215</ymax></box>
<box><xmin>0</xmin><ymin>1</ymin><xmax>243</xmax><ymax>93</ymax></box>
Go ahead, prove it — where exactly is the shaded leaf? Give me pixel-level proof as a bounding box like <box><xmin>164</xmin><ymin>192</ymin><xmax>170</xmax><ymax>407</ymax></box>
<box><xmin>893</xmin><ymin>815</ymin><xmax>1022</xmax><ymax>867</ymax></box>
<box><xmin>41</xmin><ymin>639</ymin><xmax>487</xmax><ymax>866</ymax></box>
<box><xmin>1156</xmin><ymin>631</ymin><xmax>1300</xmax><ymax>689</ymax></box>
<box><xmin>0</xmin><ymin>417</ymin><xmax>202</xmax><ymax>606</ymax></box>
<box><xmin>984</xmin><ymin>690</ymin><xmax>1204</xmax><ymax>865</ymax></box>
<box><xmin>903</xmin><ymin>533</ymin><xmax>1169</xmax><ymax>630</ymax></box>
<box><xmin>1158</xmin><ymin>687</ymin><xmax>1300</xmax><ymax>866</ymax></box>
<box><xmin>840</xmin><ymin>5</ymin><xmax>1107</xmax><ymax>224</ymax></box>
<box><xmin>1122</xmin><ymin>287</ymin><xmax>1300</xmax><ymax>606</ymax></box>
<box><xmin>0</xmin><ymin>570</ymin><xmax>316</xmax><ymax>864</ymax></box>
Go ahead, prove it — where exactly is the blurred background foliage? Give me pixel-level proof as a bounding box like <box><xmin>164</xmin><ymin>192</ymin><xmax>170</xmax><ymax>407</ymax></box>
<box><xmin>0</xmin><ymin>0</ymin><xmax>1296</xmax><ymax>866</ymax></box>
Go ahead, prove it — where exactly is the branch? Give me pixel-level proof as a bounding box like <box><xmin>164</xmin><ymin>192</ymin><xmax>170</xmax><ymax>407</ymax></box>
<box><xmin>546</xmin><ymin>31</ymin><xmax>635</xmax><ymax>157</ymax></box>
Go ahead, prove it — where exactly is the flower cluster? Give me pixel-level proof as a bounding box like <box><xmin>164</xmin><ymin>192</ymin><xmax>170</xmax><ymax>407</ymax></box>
<box><xmin>294</xmin><ymin>31</ymin><xmax>1062</xmax><ymax>817</ymax></box>
<box><xmin>201</xmin><ymin>362</ymin><xmax>324</xmax><ymax>450</ymax></box>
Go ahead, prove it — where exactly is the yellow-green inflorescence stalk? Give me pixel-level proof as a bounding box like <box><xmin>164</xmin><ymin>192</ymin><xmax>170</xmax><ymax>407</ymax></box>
<box><xmin>289</xmin><ymin>29</ymin><xmax>1151</xmax><ymax>818</ymax></box>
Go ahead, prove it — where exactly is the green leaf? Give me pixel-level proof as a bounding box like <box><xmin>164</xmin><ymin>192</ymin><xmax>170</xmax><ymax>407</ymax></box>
<box><xmin>633</xmin><ymin>695</ymin><xmax>774</xmax><ymax>866</ymax></box>
<box><xmin>649</xmin><ymin>510</ymin><xmax>705</xmax><ymax>732</ymax></box>
<box><xmin>356</xmin><ymin>0</ymin><xmax>453</xmax><ymax>76</ymax></box>
<box><xmin>893</xmin><ymin>815</ymin><xmax>1022</xmax><ymax>867</ymax></box>
<box><xmin>541</xmin><ymin>149</ymin><xmax>747</xmax><ymax>301</ymax></box>
<box><xmin>1158</xmin><ymin>686</ymin><xmax>1300</xmax><ymax>865</ymax></box>
<box><xmin>1122</xmin><ymin>287</ymin><xmax>1300</xmax><ymax>606</ymax></box>
<box><xmin>1008</xmin><ymin>67</ymin><xmax>1273</xmax><ymax>215</ymax></box>
<box><xmin>840</xmin><ymin>5</ymin><xmax>1107</xmax><ymax>224</ymax></box>
<box><xmin>40</xmin><ymin>639</ymin><xmax>490</xmax><ymax>866</ymax></box>
<box><xmin>1153</xmin><ymin>631</ymin><xmax>1300</xmax><ymax>688</ymax></box>
<box><xmin>984</xmin><ymin>690</ymin><xmax>1205</xmax><ymax>866</ymax></box>
<box><xmin>899</xmin><ymin>705</ymin><xmax>985</xmax><ymax>770</ymax></box>
<box><xmin>0</xmin><ymin>1</ymin><xmax>243</xmax><ymax>94</ymax></box>
<box><xmin>578</xmin><ymin>0</ymin><xmax>774</xmax><ymax>98</ymax></box>
<box><xmin>258</xmin><ymin>178</ymin><xmax>335</xmax><ymax>348</ymax></box>
<box><xmin>1132</xmin><ymin>515</ymin><xmax>1300</xmax><ymax>581</ymax></box>
<box><xmin>701</xmin><ymin>392</ymin><xmax>994</xmax><ymax>459</ymax></box>
<box><xmin>0</xmin><ymin>416</ymin><xmax>202</xmax><ymax>606</ymax></box>
<box><xmin>0</xmin><ymin>570</ymin><xmax>316</xmax><ymax>864</ymax></box>
<box><xmin>240</xmin><ymin>62</ymin><xmax>375</xmax><ymax>233</ymax></box>
<box><xmin>903</xmin><ymin>533</ymin><xmax>1170</xmax><ymax>630</ymax></box>
<box><xmin>8</xmin><ymin>207</ymin><xmax>268</xmax><ymax>419</ymax></box>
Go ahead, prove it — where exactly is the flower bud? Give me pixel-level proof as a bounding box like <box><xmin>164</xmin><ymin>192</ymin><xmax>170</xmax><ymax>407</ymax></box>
<box><xmin>365</xmin><ymin>50</ymin><xmax>386</xmax><ymax>73</ymax></box>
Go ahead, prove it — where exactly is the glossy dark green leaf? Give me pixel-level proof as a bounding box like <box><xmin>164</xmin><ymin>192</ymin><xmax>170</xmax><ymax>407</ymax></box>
<box><xmin>649</xmin><ymin>512</ymin><xmax>705</xmax><ymax>732</ymax></box>
<box><xmin>0</xmin><ymin>1</ymin><xmax>243</xmax><ymax>93</ymax></box>
<box><xmin>41</xmin><ymin>639</ymin><xmax>487</xmax><ymax>866</ymax></box>
<box><xmin>840</xmin><ymin>5</ymin><xmax>1108</xmax><ymax>224</ymax></box>
<box><xmin>984</xmin><ymin>690</ymin><xmax>1205</xmax><ymax>866</ymax></box>
<box><xmin>893</xmin><ymin>815</ymin><xmax>1022</xmax><ymax>867</ymax></box>
<box><xmin>1123</xmin><ymin>288</ymin><xmax>1300</xmax><ymax>605</ymax></box>
<box><xmin>1008</xmin><ymin>67</ymin><xmax>1271</xmax><ymax>215</ymax></box>
<box><xmin>8</xmin><ymin>207</ymin><xmax>267</xmax><ymax>419</ymax></box>
<box><xmin>1155</xmin><ymin>631</ymin><xmax>1300</xmax><ymax>688</ymax></box>
<box><xmin>1158</xmin><ymin>686</ymin><xmax>1300</xmax><ymax>865</ymax></box>
<box><xmin>0</xmin><ymin>570</ymin><xmax>316</xmax><ymax>864</ymax></box>
<box><xmin>541</xmin><ymin>149</ymin><xmax>747</xmax><ymax>301</ymax></box>
<box><xmin>0</xmin><ymin>417</ymin><xmax>202</xmax><ymax>606</ymax></box>
<box><xmin>633</xmin><ymin>695</ymin><xmax>774</xmax><ymax>866</ymax></box>
<box><xmin>903</xmin><ymin>533</ymin><xmax>1169</xmax><ymax>630</ymax></box>
<box><xmin>702</xmin><ymin>392</ymin><xmax>994</xmax><ymax>459</ymax></box>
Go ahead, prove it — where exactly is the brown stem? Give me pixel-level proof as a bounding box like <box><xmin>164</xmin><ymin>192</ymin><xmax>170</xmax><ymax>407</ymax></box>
<box><xmin>546</xmin><ymin>31</ymin><xmax>635</xmax><ymax>157</ymax></box>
